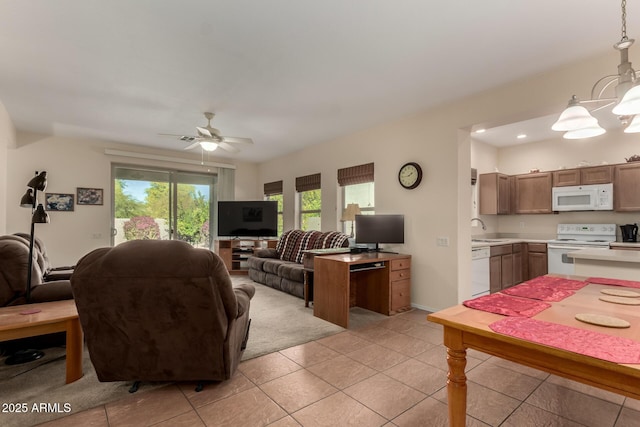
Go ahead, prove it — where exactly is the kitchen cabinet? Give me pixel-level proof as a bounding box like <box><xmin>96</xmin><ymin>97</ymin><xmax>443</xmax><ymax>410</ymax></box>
<box><xmin>614</xmin><ymin>162</ymin><xmax>640</xmax><ymax>211</ymax></box>
<box><xmin>514</xmin><ymin>172</ymin><xmax>553</xmax><ymax>214</ymax></box>
<box><xmin>526</xmin><ymin>242</ymin><xmax>548</xmax><ymax>280</ymax></box>
<box><xmin>512</xmin><ymin>243</ymin><xmax>523</xmax><ymax>285</ymax></box>
<box><xmin>552</xmin><ymin>165</ymin><xmax>612</xmax><ymax>187</ymax></box>
<box><xmin>489</xmin><ymin>244</ymin><xmax>513</xmax><ymax>292</ymax></box>
<box><xmin>479</xmin><ymin>173</ymin><xmax>510</xmax><ymax>215</ymax></box>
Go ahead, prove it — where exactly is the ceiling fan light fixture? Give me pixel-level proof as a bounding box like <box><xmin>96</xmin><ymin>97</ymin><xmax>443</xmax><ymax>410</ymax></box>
<box><xmin>563</xmin><ymin>124</ymin><xmax>606</xmax><ymax>139</ymax></box>
<box><xmin>199</xmin><ymin>141</ymin><xmax>218</xmax><ymax>152</ymax></box>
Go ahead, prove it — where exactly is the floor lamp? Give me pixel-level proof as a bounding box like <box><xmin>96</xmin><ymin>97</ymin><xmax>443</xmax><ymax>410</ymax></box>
<box><xmin>5</xmin><ymin>171</ymin><xmax>50</xmax><ymax>365</ymax></box>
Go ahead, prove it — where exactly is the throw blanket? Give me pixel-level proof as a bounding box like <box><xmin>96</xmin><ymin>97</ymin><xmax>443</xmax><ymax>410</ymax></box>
<box><xmin>276</xmin><ymin>230</ymin><xmax>349</xmax><ymax>263</ymax></box>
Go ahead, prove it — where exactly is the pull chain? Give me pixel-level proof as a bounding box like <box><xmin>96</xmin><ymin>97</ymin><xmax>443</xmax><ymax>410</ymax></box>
<box><xmin>622</xmin><ymin>0</ymin><xmax>628</xmax><ymax>41</ymax></box>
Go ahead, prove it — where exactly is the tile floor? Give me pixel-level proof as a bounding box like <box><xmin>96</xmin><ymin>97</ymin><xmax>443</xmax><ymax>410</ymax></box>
<box><xmin>39</xmin><ymin>309</ymin><xmax>640</xmax><ymax>427</ymax></box>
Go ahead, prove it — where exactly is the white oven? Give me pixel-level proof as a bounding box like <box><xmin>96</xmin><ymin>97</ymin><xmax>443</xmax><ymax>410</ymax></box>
<box><xmin>552</xmin><ymin>183</ymin><xmax>613</xmax><ymax>211</ymax></box>
<box><xmin>547</xmin><ymin>223</ymin><xmax>616</xmax><ymax>275</ymax></box>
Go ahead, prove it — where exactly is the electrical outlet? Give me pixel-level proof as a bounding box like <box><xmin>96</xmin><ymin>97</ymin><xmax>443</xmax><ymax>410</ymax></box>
<box><xmin>91</xmin><ymin>233</ymin><xmax>102</xmax><ymax>239</ymax></box>
<box><xmin>436</xmin><ymin>237</ymin><xmax>449</xmax><ymax>247</ymax></box>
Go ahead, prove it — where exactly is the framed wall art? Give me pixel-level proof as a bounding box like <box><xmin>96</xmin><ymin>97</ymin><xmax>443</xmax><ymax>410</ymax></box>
<box><xmin>77</xmin><ymin>187</ymin><xmax>104</xmax><ymax>205</ymax></box>
<box><xmin>45</xmin><ymin>193</ymin><xmax>75</xmax><ymax>211</ymax></box>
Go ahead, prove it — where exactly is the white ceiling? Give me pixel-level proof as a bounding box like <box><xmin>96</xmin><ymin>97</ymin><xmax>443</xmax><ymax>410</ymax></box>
<box><xmin>0</xmin><ymin>1</ymin><xmax>630</xmax><ymax>162</ymax></box>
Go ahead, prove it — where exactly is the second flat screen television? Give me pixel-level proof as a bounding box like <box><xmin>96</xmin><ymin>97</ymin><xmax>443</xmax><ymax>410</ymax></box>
<box><xmin>218</xmin><ymin>201</ymin><xmax>278</xmax><ymax>238</ymax></box>
<box><xmin>355</xmin><ymin>214</ymin><xmax>404</xmax><ymax>251</ymax></box>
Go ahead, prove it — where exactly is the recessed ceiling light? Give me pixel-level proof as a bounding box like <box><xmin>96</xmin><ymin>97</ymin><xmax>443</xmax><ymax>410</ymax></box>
<box><xmin>516</xmin><ymin>134</ymin><xmax>527</xmax><ymax>139</ymax></box>
<box><xmin>474</xmin><ymin>128</ymin><xmax>486</xmax><ymax>134</ymax></box>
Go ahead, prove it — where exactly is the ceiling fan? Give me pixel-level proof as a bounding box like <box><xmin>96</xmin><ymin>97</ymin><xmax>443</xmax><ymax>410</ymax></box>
<box><xmin>160</xmin><ymin>112</ymin><xmax>253</xmax><ymax>153</ymax></box>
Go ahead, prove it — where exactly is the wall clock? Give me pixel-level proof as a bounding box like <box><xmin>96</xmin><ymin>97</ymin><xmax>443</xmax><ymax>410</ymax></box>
<box><xmin>398</xmin><ymin>162</ymin><xmax>423</xmax><ymax>189</ymax></box>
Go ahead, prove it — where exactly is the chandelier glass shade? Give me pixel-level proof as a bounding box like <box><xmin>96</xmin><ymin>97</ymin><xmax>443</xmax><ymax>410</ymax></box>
<box><xmin>552</xmin><ymin>0</ymin><xmax>640</xmax><ymax>138</ymax></box>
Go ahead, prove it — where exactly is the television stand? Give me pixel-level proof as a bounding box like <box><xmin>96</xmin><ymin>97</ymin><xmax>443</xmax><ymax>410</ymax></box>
<box><xmin>215</xmin><ymin>238</ymin><xmax>277</xmax><ymax>275</ymax></box>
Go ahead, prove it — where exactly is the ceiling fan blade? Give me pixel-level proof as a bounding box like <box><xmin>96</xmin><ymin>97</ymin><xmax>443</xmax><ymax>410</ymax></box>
<box><xmin>183</xmin><ymin>141</ymin><xmax>201</xmax><ymax>150</ymax></box>
<box><xmin>158</xmin><ymin>133</ymin><xmax>184</xmax><ymax>137</ymax></box>
<box><xmin>218</xmin><ymin>142</ymin><xmax>241</xmax><ymax>153</ymax></box>
<box><xmin>222</xmin><ymin>136</ymin><xmax>253</xmax><ymax>144</ymax></box>
<box><xmin>196</xmin><ymin>127</ymin><xmax>212</xmax><ymax>138</ymax></box>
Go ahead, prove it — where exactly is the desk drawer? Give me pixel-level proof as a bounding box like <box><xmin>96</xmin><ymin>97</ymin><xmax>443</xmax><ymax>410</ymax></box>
<box><xmin>391</xmin><ymin>279</ymin><xmax>411</xmax><ymax>312</ymax></box>
<box><xmin>390</xmin><ymin>269</ymin><xmax>411</xmax><ymax>282</ymax></box>
<box><xmin>391</xmin><ymin>258</ymin><xmax>411</xmax><ymax>271</ymax></box>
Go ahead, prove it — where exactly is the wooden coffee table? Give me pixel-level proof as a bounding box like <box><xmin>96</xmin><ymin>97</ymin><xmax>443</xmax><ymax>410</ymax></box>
<box><xmin>0</xmin><ymin>300</ymin><xmax>83</xmax><ymax>383</ymax></box>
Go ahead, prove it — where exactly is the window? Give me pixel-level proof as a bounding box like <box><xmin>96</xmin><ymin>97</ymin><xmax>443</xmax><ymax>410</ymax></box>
<box><xmin>338</xmin><ymin>163</ymin><xmax>374</xmax><ymax>236</ymax></box>
<box><xmin>264</xmin><ymin>180</ymin><xmax>284</xmax><ymax>236</ymax></box>
<box><xmin>112</xmin><ymin>165</ymin><xmax>216</xmax><ymax>249</ymax></box>
<box><xmin>296</xmin><ymin>173</ymin><xmax>321</xmax><ymax>231</ymax></box>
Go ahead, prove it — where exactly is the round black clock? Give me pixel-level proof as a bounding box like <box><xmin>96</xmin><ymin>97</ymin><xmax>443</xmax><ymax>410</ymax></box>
<box><xmin>398</xmin><ymin>162</ymin><xmax>423</xmax><ymax>189</ymax></box>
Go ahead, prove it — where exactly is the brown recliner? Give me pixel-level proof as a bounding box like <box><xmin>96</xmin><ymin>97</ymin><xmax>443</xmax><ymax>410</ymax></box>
<box><xmin>70</xmin><ymin>239</ymin><xmax>254</xmax><ymax>384</ymax></box>
<box><xmin>0</xmin><ymin>234</ymin><xmax>73</xmax><ymax>307</ymax></box>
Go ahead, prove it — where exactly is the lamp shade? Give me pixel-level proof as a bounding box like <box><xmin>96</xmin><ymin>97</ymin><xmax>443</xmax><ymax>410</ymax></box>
<box><xmin>612</xmin><ymin>85</ymin><xmax>640</xmax><ymax>116</ymax></box>
<box><xmin>19</xmin><ymin>189</ymin><xmax>35</xmax><ymax>207</ymax></box>
<box><xmin>27</xmin><ymin>171</ymin><xmax>47</xmax><ymax>191</ymax></box>
<box><xmin>552</xmin><ymin>105</ymin><xmax>598</xmax><ymax>131</ymax></box>
<box><xmin>624</xmin><ymin>114</ymin><xmax>640</xmax><ymax>133</ymax></box>
<box><xmin>563</xmin><ymin>124</ymin><xmax>606</xmax><ymax>139</ymax></box>
<box><xmin>341</xmin><ymin>203</ymin><xmax>361</xmax><ymax>222</ymax></box>
<box><xmin>32</xmin><ymin>204</ymin><xmax>50</xmax><ymax>224</ymax></box>
<box><xmin>199</xmin><ymin>141</ymin><xmax>218</xmax><ymax>152</ymax></box>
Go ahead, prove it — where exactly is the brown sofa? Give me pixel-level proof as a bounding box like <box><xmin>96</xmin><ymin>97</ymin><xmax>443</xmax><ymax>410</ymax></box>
<box><xmin>247</xmin><ymin>230</ymin><xmax>349</xmax><ymax>298</ymax></box>
<box><xmin>0</xmin><ymin>234</ymin><xmax>73</xmax><ymax>307</ymax></box>
<box><xmin>71</xmin><ymin>240</ymin><xmax>254</xmax><ymax>384</ymax></box>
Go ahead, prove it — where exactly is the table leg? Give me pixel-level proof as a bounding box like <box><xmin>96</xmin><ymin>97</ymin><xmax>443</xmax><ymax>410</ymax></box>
<box><xmin>65</xmin><ymin>317</ymin><xmax>83</xmax><ymax>383</ymax></box>
<box><xmin>444</xmin><ymin>327</ymin><xmax>467</xmax><ymax>427</ymax></box>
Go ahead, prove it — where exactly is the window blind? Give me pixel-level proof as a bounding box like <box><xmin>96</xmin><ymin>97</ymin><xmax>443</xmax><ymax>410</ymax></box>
<box><xmin>337</xmin><ymin>162</ymin><xmax>374</xmax><ymax>186</ymax></box>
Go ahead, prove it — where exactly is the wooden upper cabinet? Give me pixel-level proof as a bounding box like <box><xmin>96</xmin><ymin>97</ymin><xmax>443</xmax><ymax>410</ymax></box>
<box><xmin>514</xmin><ymin>172</ymin><xmax>553</xmax><ymax>214</ymax></box>
<box><xmin>479</xmin><ymin>173</ymin><xmax>510</xmax><ymax>215</ymax></box>
<box><xmin>552</xmin><ymin>165</ymin><xmax>612</xmax><ymax>187</ymax></box>
<box><xmin>581</xmin><ymin>165</ymin><xmax>613</xmax><ymax>185</ymax></box>
<box><xmin>552</xmin><ymin>169</ymin><xmax>580</xmax><ymax>187</ymax></box>
<box><xmin>614</xmin><ymin>162</ymin><xmax>640</xmax><ymax>211</ymax></box>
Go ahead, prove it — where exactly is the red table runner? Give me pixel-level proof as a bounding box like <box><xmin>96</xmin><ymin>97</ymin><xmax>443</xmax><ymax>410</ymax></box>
<box><xmin>463</xmin><ymin>293</ymin><xmax>550</xmax><ymax>317</ymax></box>
<box><xmin>490</xmin><ymin>317</ymin><xmax>640</xmax><ymax>364</ymax></box>
<box><xmin>502</xmin><ymin>276</ymin><xmax>587</xmax><ymax>302</ymax></box>
<box><xmin>587</xmin><ymin>277</ymin><xmax>640</xmax><ymax>289</ymax></box>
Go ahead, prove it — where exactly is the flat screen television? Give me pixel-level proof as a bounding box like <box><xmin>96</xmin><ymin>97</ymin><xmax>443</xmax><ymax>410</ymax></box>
<box><xmin>217</xmin><ymin>201</ymin><xmax>278</xmax><ymax>238</ymax></box>
<box><xmin>355</xmin><ymin>214</ymin><xmax>404</xmax><ymax>251</ymax></box>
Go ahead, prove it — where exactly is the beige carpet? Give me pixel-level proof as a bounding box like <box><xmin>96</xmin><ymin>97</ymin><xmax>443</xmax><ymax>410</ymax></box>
<box><xmin>0</xmin><ymin>277</ymin><xmax>385</xmax><ymax>427</ymax></box>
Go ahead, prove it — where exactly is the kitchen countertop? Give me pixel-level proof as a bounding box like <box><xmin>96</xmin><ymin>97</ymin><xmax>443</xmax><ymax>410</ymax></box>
<box><xmin>610</xmin><ymin>242</ymin><xmax>640</xmax><ymax>248</ymax></box>
<box><xmin>471</xmin><ymin>238</ymin><xmax>550</xmax><ymax>248</ymax></box>
<box><xmin>567</xmin><ymin>248</ymin><xmax>640</xmax><ymax>263</ymax></box>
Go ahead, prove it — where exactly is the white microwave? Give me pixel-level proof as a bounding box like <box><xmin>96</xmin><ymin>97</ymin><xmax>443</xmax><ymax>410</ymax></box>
<box><xmin>552</xmin><ymin>183</ymin><xmax>613</xmax><ymax>211</ymax></box>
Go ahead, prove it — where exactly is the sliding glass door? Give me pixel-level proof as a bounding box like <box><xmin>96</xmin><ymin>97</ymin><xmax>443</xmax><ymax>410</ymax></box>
<box><xmin>112</xmin><ymin>165</ymin><xmax>217</xmax><ymax>249</ymax></box>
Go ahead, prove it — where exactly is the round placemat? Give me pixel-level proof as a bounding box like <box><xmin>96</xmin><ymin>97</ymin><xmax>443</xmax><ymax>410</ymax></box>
<box><xmin>599</xmin><ymin>295</ymin><xmax>640</xmax><ymax>305</ymax></box>
<box><xmin>575</xmin><ymin>313</ymin><xmax>630</xmax><ymax>328</ymax></box>
<box><xmin>601</xmin><ymin>289</ymin><xmax>640</xmax><ymax>298</ymax></box>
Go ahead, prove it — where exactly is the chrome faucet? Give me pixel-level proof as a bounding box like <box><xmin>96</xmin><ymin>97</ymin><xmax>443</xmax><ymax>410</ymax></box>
<box><xmin>471</xmin><ymin>217</ymin><xmax>487</xmax><ymax>230</ymax></box>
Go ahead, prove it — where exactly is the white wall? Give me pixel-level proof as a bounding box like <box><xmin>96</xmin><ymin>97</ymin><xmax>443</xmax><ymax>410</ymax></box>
<box><xmin>5</xmin><ymin>131</ymin><xmax>260</xmax><ymax>266</ymax></box>
<box><xmin>0</xmin><ymin>101</ymin><xmax>16</xmax><ymax>234</ymax></box>
<box><xmin>258</xmin><ymin>47</ymin><xmax>630</xmax><ymax>311</ymax></box>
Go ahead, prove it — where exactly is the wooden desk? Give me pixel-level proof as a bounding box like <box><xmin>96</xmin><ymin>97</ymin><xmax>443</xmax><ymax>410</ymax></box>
<box><xmin>427</xmin><ymin>277</ymin><xmax>640</xmax><ymax>427</ymax></box>
<box><xmin>313</xmin><ymin>252</ymin><xmax>411</xmax><ymax>328</ymax></box>
<box><xmin>0</xmin><ymin>300</ymin><xmax>83</xmax><ymax>384</ymax></box>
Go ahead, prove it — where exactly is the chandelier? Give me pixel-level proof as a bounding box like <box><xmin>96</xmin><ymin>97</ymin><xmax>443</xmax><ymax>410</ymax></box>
<box><xmin>552</xmin><ymin>0</ymin><xmax>640</xmax><ymax>139</ymax></box>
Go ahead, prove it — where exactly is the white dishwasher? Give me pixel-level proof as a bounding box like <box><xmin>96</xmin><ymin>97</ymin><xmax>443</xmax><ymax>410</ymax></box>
<box><xmin>471</xmin><ymin>246</ymin><xmax>490</xmax><ymax>297</ymax></box>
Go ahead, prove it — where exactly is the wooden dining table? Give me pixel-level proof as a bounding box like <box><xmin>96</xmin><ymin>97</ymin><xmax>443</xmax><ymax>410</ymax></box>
<box><xmin>427</xmin><ymin>275</ymin><xmax>640</xmax><ymax>427</ymax></box>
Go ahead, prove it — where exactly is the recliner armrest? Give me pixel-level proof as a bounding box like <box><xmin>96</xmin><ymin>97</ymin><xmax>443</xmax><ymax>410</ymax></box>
<box><xmin>233</xmin><ymin>283</ymin><xmax>255</xmax><ymax>318</ymax></box>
